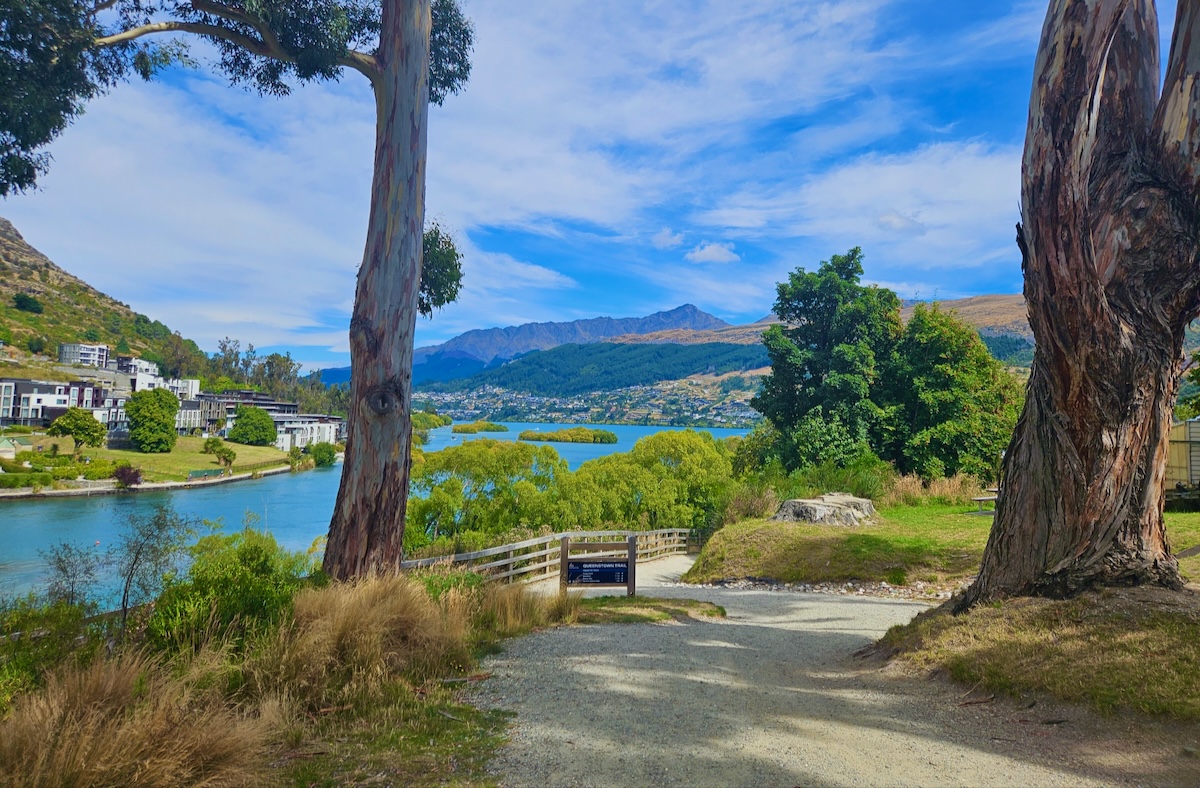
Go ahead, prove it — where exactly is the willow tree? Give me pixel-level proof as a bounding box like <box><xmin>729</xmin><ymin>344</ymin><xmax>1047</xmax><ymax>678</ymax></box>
<box><xmin>958</xmin><ymin>0</ymin><xmax>1200</xmax><ymax>608</ymax></box>
<box><xmin>0</xmin><ymin>0</ymin><xmax>472</xmax><ymax>579</ymax></box>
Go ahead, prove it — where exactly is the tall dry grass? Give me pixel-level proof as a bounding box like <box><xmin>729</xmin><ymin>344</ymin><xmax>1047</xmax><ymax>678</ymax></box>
<box><xmin>0</xmin><ymin>651</ymin><xmax>274</xmax><ymax>787</ymax></box>
<box><xmin>245</xmin><ymin>573</ymin><xmax>474</xmax><ymax>712</ymax></box>
<box><xmin>877</xmin><ymin>473</ymin><xmax>985</xmax><ymax>507</ymax></box>
<box><xmin>243</xmin><ymin>572</ymin><xmax>577</xmax><ymax>713</ymax></box>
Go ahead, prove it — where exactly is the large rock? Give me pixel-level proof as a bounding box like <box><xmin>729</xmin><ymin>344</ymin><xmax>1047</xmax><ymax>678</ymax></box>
<box><xmin>771</xmin><ymin>493</ymin><xmax>876</xmax><ymax>526</ymax></box>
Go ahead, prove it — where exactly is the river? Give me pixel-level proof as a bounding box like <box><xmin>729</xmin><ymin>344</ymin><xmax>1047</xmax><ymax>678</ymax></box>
<box><xmin>0</xmin><ymin>422</ymin><xmax>747</xmax><ymax>597</ymax></box>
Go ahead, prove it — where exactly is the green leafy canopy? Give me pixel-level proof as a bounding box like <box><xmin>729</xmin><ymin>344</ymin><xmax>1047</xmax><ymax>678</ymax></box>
<box><xmin>0</xmin><ymin>0</ymin><xmax>474</xmax><ymax>196</ymax></box>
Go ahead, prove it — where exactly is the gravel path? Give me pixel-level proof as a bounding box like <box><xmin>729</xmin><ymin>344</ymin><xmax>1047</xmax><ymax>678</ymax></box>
<box><xmin>468</xmin><ymin>556</ymin><xmax>1195</xmax><ymax>787</ymax></box>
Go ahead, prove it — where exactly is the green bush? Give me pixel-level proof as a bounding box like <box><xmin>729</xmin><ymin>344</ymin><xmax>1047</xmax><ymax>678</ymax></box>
<box><xmin>0</xmin><ymin>473</ymin><xmax>53</xmax><ymax>489</ymax></box>
<box><xmin>12</xmin><ymin>293</ymin><xmax>43</xmax><ymax>313</ymax></box>
<box><xmin>0</xmin><ymin>596</ymin><xmax>103</xmax><ymax>712</ymax></box>
<box><xmin>147</xmin><ymin>527</ymin><xmax>321</xmax><ymax>653</ymax></box>
<box><xmin>416</xmin><ymin>568</ymin><xmax>486</xmax><ymax>600</ymax></box>
<box><xmin>309</xmin><ymin>442</ymin><xmax>337</xmax><ymax>467</ymax></box>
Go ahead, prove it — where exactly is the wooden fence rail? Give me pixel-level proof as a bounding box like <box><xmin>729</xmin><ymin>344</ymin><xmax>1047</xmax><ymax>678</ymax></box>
<box><xmin>399</xmin><ymin>529</ymin><xmax>692</xmax><ymax>584</ymax></box>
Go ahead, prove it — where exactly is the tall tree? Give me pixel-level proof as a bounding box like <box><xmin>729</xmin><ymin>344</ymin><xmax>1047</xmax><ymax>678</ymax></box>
<box><xmin>1</xmin><ymin>1</ymin><xmax>473</xmax><ymax>579</ymax></box>
<box><xmin>125</xmin><ymin>387</ymin><xmax>179</xmax><ymax>453</ymax></box>
<box><xmin>751</xmin><ymin>248</ymin><xmax>902</xmax><ymax>469</ymax></box>
<box><xmin>958</xmin><ymin>0</ymin><xmax>1200</xmax><ymax>608</ymax></box>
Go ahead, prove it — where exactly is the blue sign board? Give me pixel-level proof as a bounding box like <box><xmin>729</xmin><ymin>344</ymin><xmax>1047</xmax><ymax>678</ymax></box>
<box><xmin>566</xmin><ymin>560</ymin><xmax>628</xmax><ymax>585</ymax></box>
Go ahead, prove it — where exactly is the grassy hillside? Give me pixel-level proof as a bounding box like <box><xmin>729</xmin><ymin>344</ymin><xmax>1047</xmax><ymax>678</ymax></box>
<box><xmin>0</xmin><ymin>217</ymin><xmax>198</xmax><ymax>365</ymax></box>
<box><xmin>421</xmin><ymin>341</ymin><xmax>770</xmax><ymax>396</ymax></box>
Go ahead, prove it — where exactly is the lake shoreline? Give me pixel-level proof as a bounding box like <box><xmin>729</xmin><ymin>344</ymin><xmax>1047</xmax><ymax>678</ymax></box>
<box><xmin>0</xmin><ymin>463</ymin><xmax>295</xmax><ymax>502</ymax></box>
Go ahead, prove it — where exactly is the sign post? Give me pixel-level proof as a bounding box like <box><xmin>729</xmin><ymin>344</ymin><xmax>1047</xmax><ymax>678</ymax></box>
<box><xmin>559</xmin><ymin>535</ymin><xmax>637</xmax><ymax>596</ymax></box>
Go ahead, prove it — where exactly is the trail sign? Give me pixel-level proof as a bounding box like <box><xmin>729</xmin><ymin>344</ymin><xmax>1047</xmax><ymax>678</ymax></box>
<box><xmin>559</xmin><ymin>535</ymin><xmax>637</xmax><ymax>596</ymax></box>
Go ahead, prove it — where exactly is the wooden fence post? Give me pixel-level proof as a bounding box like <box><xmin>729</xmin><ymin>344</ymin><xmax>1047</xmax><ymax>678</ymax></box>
<box><xmin>627</xmin><ymin>534</ymin><xmax>637</xmax><ymax>597</ymax></box>
<box><xmin>559</xmin><ymin>537</ymin><xmax>569</xmax><ymax>591</ymax></box>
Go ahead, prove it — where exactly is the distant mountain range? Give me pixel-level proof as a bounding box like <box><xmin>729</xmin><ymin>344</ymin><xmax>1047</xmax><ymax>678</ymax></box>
<box><xmin>318</xmin><ymin>304</ymin><xmax>732</xmax><ymax>385</ymax></box>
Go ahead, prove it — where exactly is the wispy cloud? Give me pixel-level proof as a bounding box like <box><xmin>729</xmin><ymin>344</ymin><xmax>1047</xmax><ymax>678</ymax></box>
<box><xmin>651</xmin><ymin>227</ymin><xmax>684</xmax><ymax>249</ymax></box>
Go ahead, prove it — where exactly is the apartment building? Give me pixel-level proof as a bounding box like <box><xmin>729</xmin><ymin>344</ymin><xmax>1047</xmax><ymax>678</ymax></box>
<box><xmin>58</xmin><ymin>343</ymin><xmax>110</xmax><ymax>368</ymax></box>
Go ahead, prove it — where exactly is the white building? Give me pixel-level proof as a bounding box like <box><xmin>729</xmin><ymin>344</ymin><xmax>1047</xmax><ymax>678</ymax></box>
<box><xmin>58</xmin><ymin>343</ymin><xmax>110</xmax><ymax>368</ymax></box>
<box><xmin>166</xmin><ymin>378</ymin><xmax>201</xmax><ymax>400</ymax></box>
<box><xmin>117</xmin><ymin>356</ymin><xmax>160</xmax><ymax>377</ymax></box>
<box><xmin>272</xmin><ymin>414</ymin><xmax>342</xmax><ymax>452</ymax></box>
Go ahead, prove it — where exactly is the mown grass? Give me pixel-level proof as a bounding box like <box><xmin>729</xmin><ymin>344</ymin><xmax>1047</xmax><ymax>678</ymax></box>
<box><xmin>881</xmin><ymin>587</ymin><xmax>1200</xmax><ymax>719</ymax></box>
<box><xmin>687</xmin><ymin>504</ymin><xmax>1200</xmax><ymax>587</ymax></box>
<box><xmin>576</xmin><ymin>595</ymin><xmax>726</xmax><ymax>624</ymax></box>
<box><xmin>684</xmin><ymin>505</ymin><xmax>991</xmax><ymax>587</ymax></box>
<box><xmin>28</xmin><ymin>434</ymin><xmax>290</xmax><ymax>482</ymax></box>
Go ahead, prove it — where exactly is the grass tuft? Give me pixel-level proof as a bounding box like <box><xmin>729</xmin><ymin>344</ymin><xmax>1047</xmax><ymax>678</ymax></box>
<box><xmin>0</xmin><ymin>651</ymin><xmax>271</xmax><ymax>787</ymax></box>
<box><xmin>881</xmin><ymin>587</ymin><xmax>1200</xmax><ymax>718</ymax></box>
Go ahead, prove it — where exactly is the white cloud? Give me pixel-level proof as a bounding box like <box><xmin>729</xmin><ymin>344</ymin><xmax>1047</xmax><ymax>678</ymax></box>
<box><xmin>699</xmin><ymin>141</ymin><xmax>1021</xmax><ymax>270</ymax></box>
<box><xmin>685</xmin><ymin>241</ymin><xmax>741</xmax><ymax>264</ymax></box>
<box><xmin>651</xmin><ymin>227</ymin><xmax>684</xmax><ymax>249</ymax></box>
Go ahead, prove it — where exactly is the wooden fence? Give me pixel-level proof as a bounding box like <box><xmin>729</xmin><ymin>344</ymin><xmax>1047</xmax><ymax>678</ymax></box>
<box><xmin>399</xmin><ymin>529</ymin><xmax>692</xmax><ymax>584</ymax></box>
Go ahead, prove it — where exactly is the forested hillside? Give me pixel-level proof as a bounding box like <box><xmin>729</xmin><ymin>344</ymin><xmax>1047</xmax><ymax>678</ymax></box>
<box><xmin>421</xmin><ymin>342</ymin><xmax>769</xmax><ymax>396</ymax></box>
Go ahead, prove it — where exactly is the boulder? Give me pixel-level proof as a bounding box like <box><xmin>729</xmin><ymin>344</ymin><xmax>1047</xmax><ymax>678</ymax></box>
<box><xmin>771</xmin><ymin>493</ymin><xmax>876</xmax><ymax>526</ymax></box>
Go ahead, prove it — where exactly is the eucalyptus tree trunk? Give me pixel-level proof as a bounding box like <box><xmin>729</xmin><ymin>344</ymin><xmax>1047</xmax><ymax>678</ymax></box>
<box><xmin>323</xmin><ymin>0</ymin><xmax>430</xmax><ymax>580</ymax></box>
<box><xmin>957</xmin><ymin>0</ymin><xmax>1200</xmax><ymax>609</ymax></box>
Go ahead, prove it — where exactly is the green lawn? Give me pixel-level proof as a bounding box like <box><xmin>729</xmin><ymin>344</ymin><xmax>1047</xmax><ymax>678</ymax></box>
<box><xmin>685</xmin><ymin>505</ymin><xmax>1200</xmax><ymax>587</ymax></box>
<box><xmin>31</xmin><ymin>435</ymin><xmax>289</xmax><ymax>483</ymax></box>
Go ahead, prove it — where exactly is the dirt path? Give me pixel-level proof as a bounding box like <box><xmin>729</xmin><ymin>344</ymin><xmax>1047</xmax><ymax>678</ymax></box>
<box><xmin>468</xmin><ymin>556</ymin><xmax>1200</xmax><ymax>787</ymax></box>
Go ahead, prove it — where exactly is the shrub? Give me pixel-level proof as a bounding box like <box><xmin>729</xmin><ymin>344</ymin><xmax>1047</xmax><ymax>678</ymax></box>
<box><xmin>112</xmin><ymin>464</ymin><xmax>142</xmax><ymax>488</ymax></box>
<box><xmin>0</xmin><ymin>472</ymin><xmax>53</xmax><ymax>489</ymax></box>
<box><xmin>0</xmin><ymin>596</ymin><xmax>102</xmax><ymax>713</ymax></box>
<box><xmin>25</xmin><ymin>336</ymin><xmax>46</xmax><ymax>355</ymax></box>
<box><xmin>309</xmin><ymin>442</ymin><xmax>337</xmax><ymax>467</ymax></box>
<box><xmin>12</xmin><ymin>293</ymin><xmax>43</xmax><ymax>313</ymax></box>
<box><xmin>148</xmin><ymin>528</ymin><xmax>319</xmax><ymax>653</ymax></box>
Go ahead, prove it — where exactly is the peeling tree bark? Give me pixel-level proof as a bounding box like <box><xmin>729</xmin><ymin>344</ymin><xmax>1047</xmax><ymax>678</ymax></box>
<box><xmin>323</xmin><ymin>0</ymin><xmax>430</xmax><ymax>580</ymax></box>
<box><xmin>958</xmin><ymin>0</ymin><xmax>1200</xmax><ymax>609</ymax></box>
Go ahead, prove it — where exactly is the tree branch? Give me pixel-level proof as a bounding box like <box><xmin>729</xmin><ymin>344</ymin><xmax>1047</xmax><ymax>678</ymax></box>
<box><xmin>339</xmin><ymin>49</ymin><xmax>381</xmax><ymax>81</ymax></box>
<box><xmin>190</xmin><ymin>0</ymin><xmax>291</xmax><ymax>63</ymax></box>
<box><xmin>95</xmin><ymin>20</ymin><xmax>274</xmax><ymax>58</ymax></box>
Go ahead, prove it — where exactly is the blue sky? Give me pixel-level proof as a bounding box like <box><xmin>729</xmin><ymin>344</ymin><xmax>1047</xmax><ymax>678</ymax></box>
<box><xmin>0</xmin><ymin>2</ymin><xmax>1181</xmax><ymax>371</ymax></box>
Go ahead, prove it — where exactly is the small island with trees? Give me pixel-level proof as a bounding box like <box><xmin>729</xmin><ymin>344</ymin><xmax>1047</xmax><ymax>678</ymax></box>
<box><xmin>452</xmin><ymin>420</ymin><xmax>509</xmax><ymax>434</ymax></box>
<box><xmin>519</xmin><ymin>427</ymin><xmax>618</xmax><ymax>444</ymax></box>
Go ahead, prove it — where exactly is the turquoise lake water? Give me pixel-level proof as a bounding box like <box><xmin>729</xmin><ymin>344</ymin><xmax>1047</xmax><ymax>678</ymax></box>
<box><xmin>0</xmin><ymin>422</ymin><xmax>746</xmax><ymax>597</ymax></box>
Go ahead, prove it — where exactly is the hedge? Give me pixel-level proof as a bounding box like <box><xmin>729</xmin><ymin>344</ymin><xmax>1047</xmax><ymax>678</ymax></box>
<box><xmin>0</xmin><ymin>473</ymin><xmax>53</xmax><ymax>489</ymax></box>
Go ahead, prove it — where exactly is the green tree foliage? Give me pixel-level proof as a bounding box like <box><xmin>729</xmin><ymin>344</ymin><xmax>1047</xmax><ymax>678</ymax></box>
<box><xmin>891</xmin><ymin>305</ymin><xmax>1022</xmax><ymax>479</ymax></box>
<box><xmin>520</xmin><ymin>427</ymin><xmax>618</xmax><ymax>444</ymax></box>
<box><xmin>753</xmin><ymin>248</ymin><xmax>901</xmax><ymax>466</ymax></box>
<box><xmin>419</xmin><ymin>222</ymin><xmax>463</xmax><ymax>317</ymax></box>
<box><xmin>24</xmin><ymin>336</ymin><xmax>45</xmax><ymax>354</ymax></box>
<box><xmin>406</xmin><ymin>430</ymin><xmax>735</xmax><ymax>552</ymax></box>
<box><xmin>310</xmin><ymin>442</ymin><xmax>337</xmax><ymax>467</ymax></box>
<box><xmin>408</xmin><ymin>439</ymin><xmax>567</xmax><ymax>543</ymax></box>
<box><xmin>125</xmin><ymin>388</ymin><xmax>179</xmax><ymax>453</ymax></box>
<box><xmin>46</xmin><ymin>407</ymin><xmax>107</xmax><ymax>455</ymax></box>
<box><xmin>0</xmin><ymin>0</ymin><xmax>120</xmax><ymax>195</ymax></box>
<box><xmin>0</xmin><ymin>1</ymin><xmax>472</xmax><ymax>195</ymax></box>
<box><xmin>228</xmin><ymin>405</ymin><xmax>277</xmax><ymax>446</ymax></box>
<box><xmin>202</xmin><ymin>436</ymin><xmax>223</xmax><ymax>455</ymax></box>
<box><xmin>753</xmin><ymin>249</ymin><xmax>1021</xmax><ymax>479</ymax></box>
<box><xmin>82</xmin><ymin>327</ymin><xmax>101</xmax><ymax>342</ymax></box>
<box><xmin>115</xmin><ymin>336</ymin><xmax>131</xmax><ymax>354</ymax></box>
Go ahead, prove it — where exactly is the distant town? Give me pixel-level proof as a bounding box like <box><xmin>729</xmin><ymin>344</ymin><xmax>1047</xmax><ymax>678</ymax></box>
<box><xmin>1</xmin><ymin>341</ymin><xmax>345</xmax><ymax>452</ymax></box>
<box><xmin>416</xmin><ymin>381</ymin><xmax>761</xmax><ymax>428</ymax></box>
